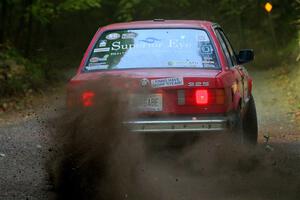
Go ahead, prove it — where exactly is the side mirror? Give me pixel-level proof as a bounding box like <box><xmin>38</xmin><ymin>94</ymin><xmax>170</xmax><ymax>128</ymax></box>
<box><xmin>237</xmin><ymin>49</ymin><xmax>254</xmax><ymax>64</ymax></box>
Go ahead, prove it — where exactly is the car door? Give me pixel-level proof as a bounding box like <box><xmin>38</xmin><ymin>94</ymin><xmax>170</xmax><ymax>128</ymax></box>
<box><xmin>214</xmin><ymin>28</ymin><xmax>248</xmax><ymax>110</ymax></box>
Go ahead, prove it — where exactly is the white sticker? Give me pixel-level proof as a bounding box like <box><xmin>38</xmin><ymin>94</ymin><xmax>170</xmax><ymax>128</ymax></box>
<box><xmin>168</xmin><ymin>60</ymin><xmax>202</xmax><ymax>67</ymax></box>
<box><xmin>202</xmin><ymin>60</ymin><xmax>215</xmax><ymax>64</ymax></box>
<box><xmin>122</xmin><ymin>32</ymin><xmax>137</xmax><ymax>39</ymax></box>
<box><xmin>151</xmin><ymin>77</ymin><xmax>184</xmax><ymax>88</ymax></box>
<box><xmin>106</xmin><ymin>33</ymin><xmax>120</xmax><ymax>40</ymax></box>
<box><xmin>94</xmin><ymin>47</ymin><xmax>110</xmax><ymax>52</ymax></box>
<box><xmin>85</xmin><ymin>65</ymin><xmax>108</xmax><ymax>70</ymax></box>
<box><xmin>99</xmin><ymin>40</ymin><xmax>107</xmax><ymax>47</ymax></box>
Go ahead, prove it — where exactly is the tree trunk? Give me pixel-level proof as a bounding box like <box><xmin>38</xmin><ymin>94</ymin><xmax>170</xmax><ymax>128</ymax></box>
<box><xmin>0</xmin><ymin>0</ymin><xmax>7</xmax><ymax>44</ymax></box>
<box><xmin>25</xmin><ymin>0</ymin><xmax>34</xmax><ymax>57</ymax></box>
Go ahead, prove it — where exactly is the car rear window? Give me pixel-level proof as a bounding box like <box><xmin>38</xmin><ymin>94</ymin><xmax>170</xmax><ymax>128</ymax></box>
<box><xmin>84</xmin><ymin>28</ymin><xmax>219</xmax><ymax>71</ymax></box>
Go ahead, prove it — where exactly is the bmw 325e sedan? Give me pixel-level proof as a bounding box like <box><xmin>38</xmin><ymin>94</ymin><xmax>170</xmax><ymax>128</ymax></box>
<box><xmin>68</xmin><ymin>20</ymin><xmax>258</xmax><ymax>144</ymax></box>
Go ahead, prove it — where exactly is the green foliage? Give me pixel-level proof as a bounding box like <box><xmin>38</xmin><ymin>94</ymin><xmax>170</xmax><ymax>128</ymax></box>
<box><xmin>115</xmin><ymin>0</ymin><xmax>140</xmax><ymax>21</ymax></box>
<box><xmin>0</xmin><ymin>46</ymin><xmax>47</xmax><ymax>97</ymax></box>
<box><xmin>30</xmin><ymin>1</ymin><xmax>56</xmax><ymax>24</ymax></box>
<box><xmin>58</xmin><ymin>0</ymin><xmax>101</xmax><ymax>12</ymax></box>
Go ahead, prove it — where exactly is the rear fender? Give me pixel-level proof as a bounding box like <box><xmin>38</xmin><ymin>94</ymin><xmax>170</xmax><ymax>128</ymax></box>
<box><xmin>248</xmin><ymin>78</ymin><xmax>253</xmax><ymax>96</ymax></box>
<box><xmin>232</xmin><ymin>91</ymin><xmax>242</xmax><ymax>111</ymax></box>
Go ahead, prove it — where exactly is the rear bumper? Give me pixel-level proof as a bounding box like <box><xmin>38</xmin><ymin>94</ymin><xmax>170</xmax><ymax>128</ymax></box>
<box><xmin>125</xmin><ymin>116</ymin><xmax>231</xmax><ymax>133</ymax></box>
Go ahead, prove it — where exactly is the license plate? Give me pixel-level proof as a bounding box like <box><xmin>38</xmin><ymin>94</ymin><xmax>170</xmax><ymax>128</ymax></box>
<box><xmin>130</xmin><ymin>94</ymin><xmax>163</xmax><ymax>112</ymax></box>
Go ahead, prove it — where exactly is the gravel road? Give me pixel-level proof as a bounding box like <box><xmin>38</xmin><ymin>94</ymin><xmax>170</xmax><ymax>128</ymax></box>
<box><xmin>0</xmin><ymin>69</ymin><xmax>299</xmax><ymax>200</ymax></box>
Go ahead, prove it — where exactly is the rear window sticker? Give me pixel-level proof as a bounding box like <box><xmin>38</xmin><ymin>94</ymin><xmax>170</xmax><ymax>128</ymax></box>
<box><xmin>168</xmin><ymin>39</ymin><xmax>192</xmax><ymax>49</ymax></box>
<box><xmin>89</xmin><ymin>57</ymin><xmax>101</xmax><ymax>63</ymax></box>
<box><xmin>99</xmin><ymin>54</ymin><xmax>109</xmax><ymax>61</ymax></box>
<box><xmin>203</xmin><ymin>63</ymin><xmax>216</xmax><ymax>68</ymax></box>
<box><xmin>94</xmin><ymin>47</ymin><xmax>110</xmax><ymax>53</ymax></box>
<box><xmin>200</xmin><ymin>45</ymin><xmax>213</xmax><ymax>54</ymax></box>
<box><xmin>151</xmin><ymin>77</ymin><xmax>184</xmax><ymax>88</ymax></box>
<box><xmin>202</xmin><ymin>60</ymin><xmax>215</xmax><ymax>64</ymax></box>
<box><xmin>122</xmin><ymin>32</ymin><xmax>137</xmax><ymax>39</ymax></box>
<box><xmin>111</xmin><ymin>41</ymin><xmax>135</xmax><ymax>51</ymax></box>
<box><xmin>99</xmin><ymin>40</ymin><xmax>107</xmax><ymax>47</ymax></box>
<box><xmin>106</xmin><ymin>33</ymin><xmax>120</xmax><ymax>40</ymax></box>
<box><xmin>110</xmin><ymin>51</ymin><xmax>126</xmax><ymax>56</ymax></box>
<box><xmin>202</xmin><ymin>55</ymin><xmax>214</xmax><ymax>61</ymax></box>
<box><xmin>168</xmin><ymin>61</ymin><xmax>174</xmax><ymax>66</ymax></box>
<box><xmin>88</xmin><ymin>62</ymin><xmax>107</xmax><ymax>66</ymax></box>
<box><xmin>139</xmin><ymin>37</ymin><xmax>161</xmax><ymax>44</ymax></box>
<box><xmin>85</xmin><ymin>65</ymin><xmax>108</xmax><ymax>70</ymax></box>
<box><xmin>197</xmin><ymin>34</ymin><xmax>209</xmax><ymax>42</ymax></box>
<box><xmin>168</xmin><ymin>61</ymin><xmax>201</xmax><ymax>67</ymax></box>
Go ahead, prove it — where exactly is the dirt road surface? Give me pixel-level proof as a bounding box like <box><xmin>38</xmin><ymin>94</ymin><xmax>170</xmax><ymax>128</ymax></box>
<box><xmin>0</xmin><ymin>69</ymin><xmax>299</xmax><ymax>200</ymax></box>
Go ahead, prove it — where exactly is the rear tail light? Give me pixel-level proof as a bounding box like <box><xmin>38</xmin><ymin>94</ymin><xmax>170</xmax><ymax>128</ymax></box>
<box><xmin>177</xmin><ymin>89</ymin><xmax>225</xmax><ymax>105</ymax></box>
<box><xmin>195</xmin><ymin>89</ymin><xmax>208</xmax><ymax>105</ymax></box>
<box><xmin>82</xmin><ymin>91</ymin><xmax>95</xmax><ymax>107</ymax></box>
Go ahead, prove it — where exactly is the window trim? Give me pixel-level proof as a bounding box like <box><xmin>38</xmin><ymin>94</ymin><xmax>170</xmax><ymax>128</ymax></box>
<box><xmin>215</xmin><ymin>28</ymin><xmax>233</xmax><ymax>68</ymax></box>
<box><xmin>218</xmin><ymin>29</ymin><xmax>238</xmax><ymax>66</ymax></box>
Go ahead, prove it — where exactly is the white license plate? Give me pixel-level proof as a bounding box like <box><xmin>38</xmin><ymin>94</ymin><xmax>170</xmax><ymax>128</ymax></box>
<box><xmin>130</xmin><ymin>94</ymin><xmax>163</xmax><ymax>112</ymax></box>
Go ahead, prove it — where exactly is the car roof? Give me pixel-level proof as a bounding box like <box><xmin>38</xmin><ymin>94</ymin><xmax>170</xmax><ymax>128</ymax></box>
<box><xmin>100</xmin><ymin>20</ymin><xmax>216</xmax><ymax>31</ymax></box>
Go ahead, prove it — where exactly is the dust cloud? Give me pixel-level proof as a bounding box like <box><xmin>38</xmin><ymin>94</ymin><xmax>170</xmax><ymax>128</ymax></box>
<box><xmin>47</xmin><ymin>76</ymin><xmax>300</xmax><ymax>200</ymax></box>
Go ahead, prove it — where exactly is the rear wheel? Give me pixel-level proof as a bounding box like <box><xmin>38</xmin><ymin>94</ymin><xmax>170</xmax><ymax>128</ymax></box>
<box><xmin>243</xmin><ymin>95</ymin><xmax>258</xmax><ymax>144</ymax></box>
<box><xmin>233</xmin><ymin>95</ymin><xmax>258</xmax><ymax>145</ymax></box>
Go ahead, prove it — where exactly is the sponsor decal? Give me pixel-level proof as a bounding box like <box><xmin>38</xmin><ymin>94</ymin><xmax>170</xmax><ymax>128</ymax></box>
<box><xmin>122</xmin><ymin>32</ymin><xmax>137</xmax><ymax>39</ymax></box>
<box><xmin>202</xmin><ymin>55</ymin><xmax>214</xmax><ymax>61</ymax></box>
<box><xmin>168</xmin><ymin>61</ymin><xmax>174</xmax><ymax>66</ymax></box>
<box><xmin>85</xmin><ymin>65</ymin><xmax>108</xmax><ymax>70</ymax></box>
<box><xmin>106</xmin><ymin>33</ymin><xmax>120</xmax><ymax>40</ymax></box>
<box><xmin>98</xmin><ymin>54</ymin><xmax>109</xmax><ymax>61</ymax></box>
<box><xmin>197</xmin><ymin>34</ymin><xmax>210</xmax><ymax>42</ymax></box>
<box><xmin>110</xmin><ymin>51</ymin><xmax>125</xmax><ymax>56</ymax></box>
<box><xmin>202</xmin><ymin>60</ymin><xmax>215</xmax><ymax>64</ymax></box>
<box><xmin>200</xmin><ymin>45</ymin><xmax>213</xmax><ymax>54</ymax></box>
<box><xmin>139</xmin><ymin>37</ymin><xmax>161</xmax><ymax>44</ymax></box>
<box><xmin>88</xmin><ymin>62</ymin><xmax>107</xmax><ymax>66</ymax></box>
<box><xmin>99</xmin><ymin>40</ymin><xmax>107</xmax><ymax>47</ymax></box>
<box><xmin>89</xmin><ymin>57</ymin><xmax>101</xmax><ymax>63</ymax></box>
<box><xmin>94</xmin><ymin>47</ymin><xmax>110</xmax><ymax>53</ymax></box>
<box><xmin>169</xmin><ymin>39</ymin><xmax>192</xmax><ymax>48</ymax></box>
<box><xmin>111</xmin><ymin>41</ymin><xmax>161</xmax><ymax>51</ymax></box>
<box><xmin>140</xmin><ymin>78</ymin><xmax>150</xmax><ymax>87</ymax></box>
<box><xmin>168</xmin><ymin>60</ymin><xmax>201</xmax><ymax>67</ymax></box>
<box><xmin>203</xmin><ymin>63</ymin><xmax>216</xmax><ymax>68</ymax></box>
<box><xmin>151</xmin><ymin>77</ymin><xmax>184</xmax><ymax>88</ymax></box>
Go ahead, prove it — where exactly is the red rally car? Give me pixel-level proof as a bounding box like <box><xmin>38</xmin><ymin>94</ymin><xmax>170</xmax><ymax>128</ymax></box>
<box><xmin>69</xmin><ymin>20</ymin><xmax>258</xmax><ymax>144</ymax></box>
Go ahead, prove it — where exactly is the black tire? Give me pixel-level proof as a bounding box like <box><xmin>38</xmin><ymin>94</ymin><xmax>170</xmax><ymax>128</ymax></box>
<box><xmin>242</xmin><ymin>95</ymin><xmax>258</xmax><ymax>144</ymax></box>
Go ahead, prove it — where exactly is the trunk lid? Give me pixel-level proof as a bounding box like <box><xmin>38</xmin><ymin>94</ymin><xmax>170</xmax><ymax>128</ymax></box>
<box><xmin>70</xmin><ymin>68</ymin><xmax>227</xmax><ymax>115</ymax></box>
